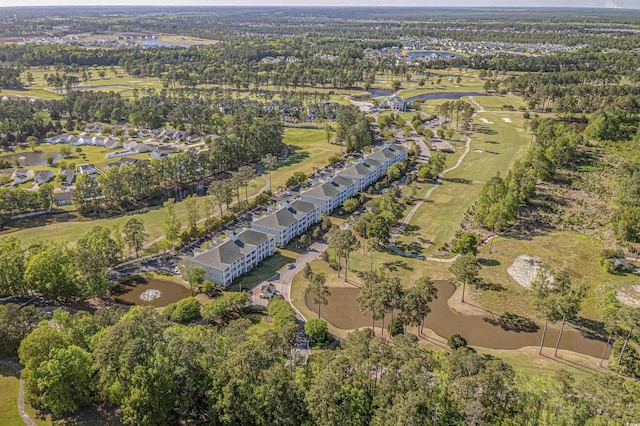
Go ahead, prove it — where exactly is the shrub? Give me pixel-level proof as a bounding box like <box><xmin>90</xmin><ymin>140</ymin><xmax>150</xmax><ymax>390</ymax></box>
<box><xmin>609</xmin><ymin>340</ymin><xmax>640</xmax><ymax>379</ymax></box>
<box><xmin>305</xmin><ymin>318</ymin><xmax>329</xmax><ymax>342</ymax></box>
<box><xmin>448</xmin><ymin>334</ymin><xmax>468</xmax><ymax>350</ymax></box>
<box><xmin>202</xmin><ymin>292</ymin><xmax>249</xmax><ymax>324</ymax></box>
<box><xmin>163</xmin><ymin>297</ymin><xmax>201</xmax><ymax>324</ymax></box>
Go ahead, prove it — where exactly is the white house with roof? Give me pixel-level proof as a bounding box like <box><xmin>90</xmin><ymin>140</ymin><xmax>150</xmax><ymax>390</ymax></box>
<box><xmin>76</xmin><ymin>164</ymin><xmax>99</xmax><ymax>179</ymax></box>
<box><xmin>34</xmin><ymin>170</ymin><xmax>54</xmax><ymax>185</ymax></box>
<box><xmin>251</xmin><ymin>200</ymin><xmax>320</xmax><ymax>246</ymax></box>
<box><xmin>191</xmin><ymin>229</ymin><xmax>276</xmax><ymax>286</ymax></box>
<box><xmin>300</xmin><ymin>175</ymin><xmax>357</xmax><ymax>214</ymax></box>
<box><xmin>379</xmin><ymin>94</ymin><xmax>406</xmax><ymax>111</ymax></box>
<box><xmin>11</xmin><ymin>169</ymin><xmax>34</xmax><ymax>185</ymax></box>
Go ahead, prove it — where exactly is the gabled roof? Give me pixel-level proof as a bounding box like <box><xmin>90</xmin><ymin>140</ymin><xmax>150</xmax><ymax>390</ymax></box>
<box><xmin>253</xmin><ymin>200</ymin><xmax>317</xmax><ymax>231</ymax></box>
<box><xmin>193</xmin><ymin>229</ymin><xmax>273</xmax><ymax>271</ymax></box>
<box><xmin>302</xmin><ymin>176</ymin><xmax>355</xmax><ymax>201</ymax></box>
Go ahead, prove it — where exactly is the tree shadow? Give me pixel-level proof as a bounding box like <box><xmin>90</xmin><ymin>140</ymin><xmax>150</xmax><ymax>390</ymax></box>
<box><xmin>443</xmin><ymin>177</ymin><xmax>472</xmax><ymax>184</ymax></box>
<box><xmin>474</xmin><ymin>278</ymin><xmax>505</xmax><ymax>292</ymax></box>
<box><xmin>478</xmin><ymin>258</ymin><xmax>500</xmax><ymax>267</ymax></box>
<box><xmin>484</xmin><ymin>312</ymin><xmax>539</xmax><ymax>333</ymax></box>
<box><xmin>485</xmin><ymin>140</ymin><xmax>500</xmax><ymax>144</ymax></box>
<box><xmin>403</xmin><ymin>224</ymin><xmax>421</xmax><ymax>235</ymax></box>
<box><xmin>276</xmin><ymin>144</ymin><xmax>310</xmax><ymax>168</ymax></box>
<box><xmin>380</xmin><ymin>260</ymin><xmax>413</xmax><ymax>272</ymax></box>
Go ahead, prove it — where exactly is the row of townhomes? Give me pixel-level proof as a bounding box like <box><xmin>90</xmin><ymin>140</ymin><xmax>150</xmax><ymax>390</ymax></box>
<box><xmin>191</xmin><ymin>143</ymin><xmax>408</xmax><ymax>286</ymax></box>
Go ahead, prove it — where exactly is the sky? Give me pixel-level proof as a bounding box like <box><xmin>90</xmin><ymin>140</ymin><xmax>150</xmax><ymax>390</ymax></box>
<box><xmin>1</xmin><ymin>0</ymin><xmax>639</xmax><ymax>8</ymax></box>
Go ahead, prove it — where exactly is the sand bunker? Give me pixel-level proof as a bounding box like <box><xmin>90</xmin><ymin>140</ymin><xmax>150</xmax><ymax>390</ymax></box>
<box><xmin>479</xmin><ymin>118</ymin><xmax>494</xmax><ymax>124</ymax></box>
<box><xmin>507</xmin><ymin>254</ymin><xmax>552</xmax><ymax>289</ymax></box>
<box><xmin>617</xmin><ymin>284</ymin><xmax>640</xmax><ymax>308</ymax></box>
<box><xmin>502</xmin><ymin>117</ymin><xmax>512</xmax><ymax>123</ymax></box>
<box><xmin>473</xmin><ymin>149</ymin><xmax>483</xmax><ymax>153</ymax></box>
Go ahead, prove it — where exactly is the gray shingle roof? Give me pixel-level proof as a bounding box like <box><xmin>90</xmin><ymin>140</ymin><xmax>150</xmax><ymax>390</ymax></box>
<box><xmin>253</xmin><ymin>200</ymin><xmax>318</xmax><ymax>231</ymax></box>
<box><xmin>193</xmin><ymin>229</ymin><xmax>273</xmax><ymax>270</ymax></box>
<box><xmin>302</xmin><ymin>176</ymin><xmax>354</xmax><ymax>201</ymax></box>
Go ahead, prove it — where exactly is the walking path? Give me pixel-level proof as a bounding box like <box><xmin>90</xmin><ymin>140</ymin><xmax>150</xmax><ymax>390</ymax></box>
<box><xmin>468</xmin><ymin>96</ymin><xmax>485</xmax><ymax>113</ymax></box>
<box><xmin>0</xmin><ymin>360</ymin><xmax>36</xmax><ymax>426</ymax></box>
<box><xmin>389</xmin><ymin>136</ymin><xmax>472</xmax><ymax>262</ymax></box>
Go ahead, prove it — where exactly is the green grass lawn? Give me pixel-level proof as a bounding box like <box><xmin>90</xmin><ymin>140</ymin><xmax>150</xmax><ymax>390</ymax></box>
<box><xmin>228</xmin><ymin>249</ymin><xmax>298</xmax><ymax>292</ymax></box>
<box><xmin>476</xmin><ymin>231</ymin><xmax>640</xmax><ymax>321</ymax></box>
<box><xmin>394</xmin><ymin>112</ymin><xmax>531</xmax><ymax>256</ymax></box>
<box><xmin>468</xmin><ymin>94</ymin><xmax>527</xmax><ymax>111</ymax></box>
<box><xmin>268</xmin><ymin>127</ymin><xmax>342</xmax><ymax>192</ymax></box>
<box><xmin>0</xmin><ymin>365</ymin><xmax>22</xmax><ymax>426</ymax></box>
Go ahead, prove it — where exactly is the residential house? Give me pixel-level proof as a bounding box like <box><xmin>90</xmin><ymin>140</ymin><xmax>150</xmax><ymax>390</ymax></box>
<box><xmin>34</xmin><ymin>170</ymin><xmax>54</xmax><ymax>185</ymax></box>
<box><xmin>48</xmin><ymin>133</ymin><xmax>70</xmax><ymax>144</ymax></box>
<box><xmin>84</xmin><ymin>123</ymin><xmax>103</xmax><ymax>133</ymax></box>
<box><xmin>76</xmin><ymin>164</ymin><xmax>99</xmax><ymax>179</ymax></box>
<box><xmin>105</xmin><ymin>138</ymin><xmax>121</xmax><ymax>150</ymax></box>
<box><xmin>11</xmin><ymin>169</ymin><xmax>34</xmax><ymax>185</ymax></box>
<box><xmin>103</xmin><ymin>157</ymin><xmax>139</xmax><ymax>171</ymax></box>
<box><xmin>150</xmin><ymin>146</ymin><xmax>178</xmax><ymax>160</ymax></box>
<box><xmin>252</xmin><ymin>200</ymin><xmax>321</xmax><ymax>246</ymax></box>
<box><xmin>58</xmin><ymin>169</ymin><xmax>75</xmax><ymax>185</ymax></box>
<box><xmin>300</xmin><ymin>175</ymin><xmax>357</xmax><ymax>214</ymax></box>
<box><xmin>53</xmin><ymin>188</ymin><xmax>74</xmax><ymax>206</ymax></box>
<box><xmin>68</xmin><ymin>135</ymin><xmax>84</xmax><ymax>146</ymax></box>
<box><xmin>191</xmin><ymin>229</ymin><xmax>276</xmax><ymax>286</ymax></box>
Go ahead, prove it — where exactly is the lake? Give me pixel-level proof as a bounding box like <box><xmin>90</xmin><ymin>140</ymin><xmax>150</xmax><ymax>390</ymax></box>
<box><xmin>406</xmin><ymin>91</ymin><xmax>485</xmax><ymax>105</ymax></box>
<box><xmin>113</xmin><ymin>277</ymin><xmax>191</xmax><ymax>307</ymax></box>
<box><xmin>0</xmin><ymin>151</ymin><xmax>61</xmax><ymax>167</ymax></box>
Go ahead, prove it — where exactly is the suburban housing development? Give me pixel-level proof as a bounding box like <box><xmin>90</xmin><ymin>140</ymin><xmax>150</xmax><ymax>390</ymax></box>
<box><xmin>191</xmin><ymin>142</ymin><xmax>408</xmax><ymax>286</ymax></box>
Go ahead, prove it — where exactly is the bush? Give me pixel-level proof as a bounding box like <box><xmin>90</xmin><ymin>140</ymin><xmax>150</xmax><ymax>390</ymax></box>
<box><xmin>163</xmin><ymin>297</ymin><xmax>201</xmax><ymax>324</ymax></box>
<box><xmin>448</xmin><ymin>334</ymin><xmax>468</xmax><ymax>350</ymax></box>
<box><xmin>305</xmin><ymin>318</ymin><xmax>329</xmax><ymax>342</ymax></box>
<box><xmin>202</xmin><ymin>292</ymin><xmax>249</xmax><ymax>324</ymax></box>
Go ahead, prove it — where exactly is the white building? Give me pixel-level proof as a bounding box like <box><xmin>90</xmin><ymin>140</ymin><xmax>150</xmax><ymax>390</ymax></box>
<box><xmin>251</xmin><ymin>200</ymin><xmax>320</xmax><ymax>246</ymax></box>
<box><xmin>366</xmin><ymin>143</ymin><xmax>408</xmax><ymax>168</ymax></box>
<box><xmin>337</xmin><ymin>158</ymin><xmax>385</xmax><ymax>191</ymax></box>
<box><xmin>300</xmin><ymin>175</ymin><xmax>357</xmax><ymax>214</ymax></box>
<box><xmin>191</xmin><ymin>229</ymin><xmax>276</xmax><ymax>286</ymax></box>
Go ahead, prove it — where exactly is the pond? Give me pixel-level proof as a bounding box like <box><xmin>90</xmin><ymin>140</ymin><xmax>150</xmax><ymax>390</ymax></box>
<box><xmin>407</xmin><ymin>51</ymin><xmax>463</xmax><ymax>60</ymax></box>
<box><xmin>406</xmin><ymin>91</ymin><xmax>486</xmax><ymax>105</ymax></box>
<box><xmin>113</xmin><ymin>277</ymin><xmax>191</xmax><ymax>308</ymax></box>
<box><xmin>351</xmin><ymin>88</ymin><xmax>393</xmax><ymax>101</ymax></box>
<box><xmin>306</xmin><ymin>281</ymin><xmax>607</xmax><ymax>357</ymax></box>
<box><xmin>134</xmin><ymin>39</ymin><xmax>186</xmax><ymax>48</ymax></box>
<box><xmin>0</xmin><ymin>151</ymin><xmax>61</xmax><ymax>167</ymax></box>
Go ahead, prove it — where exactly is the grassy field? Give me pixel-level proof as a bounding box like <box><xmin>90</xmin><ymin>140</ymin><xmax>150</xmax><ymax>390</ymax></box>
<box><xmin>468</xmin><ymin>94</ymin><xmax>527</xmax><ymax>111</ymax></box>
<box><xmin>475</xmin><ymin>231</ymin><xmax>640</xmax><ymax>321</ymax></box>
<box><xmin>394</xmin><ymin>112</ymin><xmax>531</xmax><ymax>256</ymax></box>
<box><xmin>269</xmin><ymin>127</ymin><xmax>342</xmax><ymax>191</ymax></box>
<box><xmin>0</xmin><ymin>66</ymin><xmax>164</xmax><ymax>101</ymax></box>
<box><xmin>0</xmin><ymin>365</ymin><xmax>21</xmax><ymax>426</ymax></box>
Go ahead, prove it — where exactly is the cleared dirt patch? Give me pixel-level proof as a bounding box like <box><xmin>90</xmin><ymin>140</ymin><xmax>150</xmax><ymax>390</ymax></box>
<box><xmin>479</xmin><ymin>118</ymin><xmax>494</xmax><ymax>124</ymax></box>
<box><xmin>507</xmin><ymin>254</ymin><xmax>552</xmax><ymax>289</ymax></box>
<box><xmin>502</xmin><ymin>117</ymin><xmax>512</xmax><ymax>123</ymax></box>
<box><xmin>617</xmin><ymin>284</ymin><xmax>640</xmax><ymax>308</ymax></box>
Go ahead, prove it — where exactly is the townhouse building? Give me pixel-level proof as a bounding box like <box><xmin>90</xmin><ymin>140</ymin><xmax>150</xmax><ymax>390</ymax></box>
<box><xmin>251</xmin><ymin>200</ymin><xmax>320</xmax><ymax>246</ymax></box>
<box><xmin>300</xmin><ymin>175</ymin><xmax>357</xmax><ymax>214</ymax></box>
<box><xmin>191</xmin><ymin>229</ymin><xmax>276</xmax><ymax>286</ymax></box>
